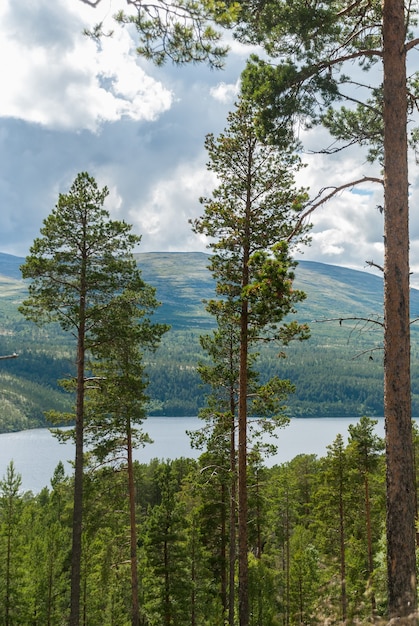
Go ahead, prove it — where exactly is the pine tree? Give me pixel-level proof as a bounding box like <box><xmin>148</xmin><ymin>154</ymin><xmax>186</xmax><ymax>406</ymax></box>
<box><xmin>0</xmin><ymin>462</ymin><xmax>24</xmax><ymax>625</ymax></box>
<box><xmin>19</xmin><ymin>172</ymin><xmax>149</xmax><ymax>626</ymax></box>
<box><xmin>191</xmin><ymin>96</ymin><xmax>310</xmax><ymax>626</ymax></box>
<box><xmin>237</xmin><ymin>3</ymin><xmax>419</xmax><ymax>616</ymax></box>
<box><xmin>84</xmin><ymin>289</ymin><xmax>168</xmax><ymax>626</ymax></box>
<box><xmin>347</xmin><ymin>416</ymin><xmax>385</xmax><ymax>618</ymax></box>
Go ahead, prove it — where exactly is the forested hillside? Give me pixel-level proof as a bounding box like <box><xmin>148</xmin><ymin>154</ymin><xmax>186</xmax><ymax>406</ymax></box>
<box><xmin>0</xmin><ymin>251</ymin><xmax>418</xmax><ymax>431</ymax></box>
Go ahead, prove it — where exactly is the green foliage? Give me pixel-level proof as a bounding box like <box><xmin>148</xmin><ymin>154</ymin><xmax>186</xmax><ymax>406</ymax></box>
<box><xmin>191</xmin><ymin>95</ymin><xmax>312</xmax><ymax>625</ymax></box>
<box><xmin>19</xmin><ymin>172</ymin><xmax>142</xmax><ymax>335</ymax></box>
<box><xmin>0</xmin><ymin>462</ymin><xmax>25</xmax><ymax>624</ymax></box>
<box><xmin>0</xmin><ymin>418</ymin><xmax>405</xmax><ymax>624</ymax></box>
<box><xmin>18</xmin><ymin>171</ymin><xmax>166</xmax><ymax>625</ymax></box>
<box><xmin>238</xmin><ymin>0</ymin><xmax>388</xmax><ymax>143</ymax></box>
<box><xmin>84</xmin><ymin>288</ymin><xmax>168</xmax><ymax>466</ymax></box>
<box><xmin>92</xmin><ymin>0</ymin><xmax>241</xmax><ymax>69</ymax></box>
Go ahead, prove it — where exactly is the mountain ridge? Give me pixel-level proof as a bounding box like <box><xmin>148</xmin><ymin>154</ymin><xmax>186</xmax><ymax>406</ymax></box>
<box><xmin>0</xmin><ymin>251</ymin><xmax>417</xmax><ymax>429</ymax></box>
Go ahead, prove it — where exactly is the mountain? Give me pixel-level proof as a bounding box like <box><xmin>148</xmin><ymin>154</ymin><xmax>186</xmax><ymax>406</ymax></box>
<box><xmin>0</xmin><ymin>250</ymin><xmax>398</xmax><ymax>323</ymax></box>
<box><xmin>0</xmin><ymin>251</ymin><xmax>417</xmax><ymax>431</ymax></box>
<box><xmin>135</xmin><ymin>251</ymin><xmax>392</xmax><ymax>325</ymax></box>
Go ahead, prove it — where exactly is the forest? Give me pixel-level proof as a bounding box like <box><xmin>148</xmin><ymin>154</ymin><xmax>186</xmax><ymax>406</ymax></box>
<box><xmin>0</xmin><ymin>416</ymin><xmax>407</xmax><ymax>626</ymax></box>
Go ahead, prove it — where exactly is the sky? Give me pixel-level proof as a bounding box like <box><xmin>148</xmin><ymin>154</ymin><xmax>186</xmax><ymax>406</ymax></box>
<box><xmin>1</xmin><ymin>0</ymin><xmax>419</xmax><ymax>285</ymax></box>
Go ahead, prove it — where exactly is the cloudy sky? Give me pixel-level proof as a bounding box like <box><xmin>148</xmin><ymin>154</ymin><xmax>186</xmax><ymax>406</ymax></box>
<box><xmin>1</xmin><ymin>0</ymin><xmax>419</xmax><ymax>285</ymax></box>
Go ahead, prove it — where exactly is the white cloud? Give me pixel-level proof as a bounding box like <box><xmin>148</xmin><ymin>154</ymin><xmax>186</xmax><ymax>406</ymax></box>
<box><xmin>127</xmin><ymin>159</ymin><xmax>218</xmax><ymax>251</ymax></box>
<box><xmin>0</xmin><ymin>0</ymin><xmax>173</xmax><ymax>131</ymax></box>
<box><xmin>0</xmin><ymin>0</ymin><xmax>418</xmax><ymax>292</ymax></box>
<box><xmin>210</xmin><ymin>80</ymin><xmax>240</xmax><ymax>104</ymax></box>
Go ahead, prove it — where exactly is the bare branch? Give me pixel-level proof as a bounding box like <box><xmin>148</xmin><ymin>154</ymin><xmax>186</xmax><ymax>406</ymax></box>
<box><xmin>405</xmin><ymin>37</ymin><xmax>419</xmax><ymax>52</ymax></box>
<box><xmin>366</xmin><ymin>259</ymin><xmax>384</xmax><ymax>272</ymax></box>
<box><xmin>337</xmin><ymin>0</ymin><xmax>368</xmax><ymax>18</ymax></box>
<box><xmin>287</xmin><ymin>176</ymin><xmax>383</xmax><ymax>242</ymax></box>
<box><xmin>313</xmin><ymin>316</ymin><xmax>384</xmax><ymax>328</ymax></box>
<box><xmin>351</xmin><ymin>346</ymin><xmax>383</xmax><ymax>360</ymax></box>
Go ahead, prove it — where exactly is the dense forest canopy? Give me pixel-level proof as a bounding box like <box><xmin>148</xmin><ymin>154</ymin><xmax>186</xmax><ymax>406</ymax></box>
<box><xmin>0</xmin><ymin>416</ymin><xmax>414</xmax><ymax>625</ymax></box>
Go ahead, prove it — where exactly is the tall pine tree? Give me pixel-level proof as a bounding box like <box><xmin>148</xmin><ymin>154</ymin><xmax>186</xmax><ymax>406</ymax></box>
<box><xmin>191</xmin><ymin>97</ymin><xmax>310</xmax><ymax>626</ymax></box>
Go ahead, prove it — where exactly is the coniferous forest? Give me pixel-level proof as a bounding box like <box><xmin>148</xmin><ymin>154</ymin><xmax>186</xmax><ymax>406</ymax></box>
<box><xmin>0</xmin><ymin>416</ymin><xmax>410</xmax><ymax>626</ymax></box>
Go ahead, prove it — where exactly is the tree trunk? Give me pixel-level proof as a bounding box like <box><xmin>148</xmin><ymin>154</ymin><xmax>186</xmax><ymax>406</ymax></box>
<box><xmin>221</xmin><ymin>482</ymin><xmax>228</xmax><ymax>616</ymax></box>
<box><xmin>364</xmin><ymin>469</ymin><xmax>376</xmax><ymax>615</ymax></box>
<box><xmin>127</xmin><ymin>421</ymin><xmax>140</xmax><ymax>626</ymax></box>
<box><xmin>238</xmin><ymin>252</ymin><xmax>250</xmax><ymax>626</ymax></box>
<box><xmin>229</xmin><ymin>403</ymin><xmax>237</xmax><ymax>626</ymax></box>
<box><xmin>238</xmin><ymin>311</ymin><xmax>249</xmax><ymax>626</ymax></box>
<box><xmin>69</xmin><ymin>323</ymin><xmax>85</xmax><ymax>626</ymax></box>
<box><xmin>382</xmin><ymin>0</ymin><xmax>417</xmax><ymax>619</ymax></box>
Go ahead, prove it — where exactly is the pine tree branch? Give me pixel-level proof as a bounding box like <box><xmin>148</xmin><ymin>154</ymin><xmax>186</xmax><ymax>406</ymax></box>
<box><xmin>405</xmin><ymin>37</ymin><xmax>419</xmax><ymax>52</ymax></box>
<box><xmin>287</xmin><ymin>176</ymin><xmax>383</xmax><ymax>242</ymax></box>
<box><xmin>313</xmin><ymin>316</ymin><xmax>384</xmax><ymax>328</ymax></box>
<box><xmin>365</xmin><ymin>259</ymin><xmax>384</xmax><ymax>272</ymax></box>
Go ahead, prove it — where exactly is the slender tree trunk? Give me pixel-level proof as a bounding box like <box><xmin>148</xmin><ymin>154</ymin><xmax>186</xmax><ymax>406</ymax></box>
<box><xmin>255</xmin><ymin>472</ymin><xmax>263</xmax><ymax>626</ymax></box>
<box><xmin>364</xmin><ymin>469</ymin><xmax>376</xmax><ymax>615</ymax></box>
<box><xmin>229</xmin><ymin>403</ymin><xmax>237</xmax><ymax>626</ymax></box>
<box><xmin>338</xmin><ymin>467</ymin><xmax>347</xmax><ymax>624</ymax></box>
<box><xmin>69</xmin><ymin>321</ymin><xmax>85</xmax><ymax>626</ymax></box>
<box><xmin>221</xmin><ymin>482</ymin><xmax>228</xmax><ymax>616</ymax></box>
<box><xmin>238</xmin><ymin>312</ymin><xmax>249</xmax><ymax>626</ymax></box>
<box><xmin>238</xmin><ymin>226</ymin><xmax>250</xmax><ymax>626</ymax></box>
<box><xmin>127</xmin><ymin>421</ymin><xmax>140</xmax><ymax>626</ymax></box>
<box><xmin>382</xmin><ymin>0</ymin><xmax>417</xmax><ymax>619</ymax></box>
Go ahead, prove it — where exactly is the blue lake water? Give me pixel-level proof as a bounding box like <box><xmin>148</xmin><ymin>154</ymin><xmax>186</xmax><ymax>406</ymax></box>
<box><xmin>0</xmin><ymin>416</ymin><xmax>389</xmax><ymax>493</ymax></box>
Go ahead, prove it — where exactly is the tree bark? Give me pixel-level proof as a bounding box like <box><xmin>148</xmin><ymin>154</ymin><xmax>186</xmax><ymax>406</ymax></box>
<box><xmin>127</xmin><ymin>421</ymin><xmax>140</xmax><ymax>626</ymax></box>
<box><xmin>383</xmin><ymin>0</ymin><xmax>417</xmax><ymax>619</ymax></box>
<box><xmin>238</xmin><ymin>238</ymin><xmax>250</xmax><ymax>626</ymax></box>
<box><xmin>238</xmin><ymin>301</ymin><xmax>249</xmax><ymax>626</ymax></box>
<box><xmin>229</xmin><ymin>394</ymin><xmax>237</xmax><ymax>626</ymax></box>
<box><xmin>69</xmin><ymin>316</ymin><xmax>85</xmax><ymax>626</ymax></box>
<box><xmin>220</xmin><ymin>482</ymin><xmax>228</xmax><ymax>615</ymax></box>
<box><xmin>363</xmin><ymin>466</ymin><xmax>376</xmax><ymax>615</ymax></box>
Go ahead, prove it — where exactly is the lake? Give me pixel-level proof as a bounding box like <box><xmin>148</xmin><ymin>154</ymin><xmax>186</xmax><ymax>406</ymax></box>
<box><xmin>0</xmin><ymin>416</ymin><xmax>389</xmax><ymax>493</ymax></box>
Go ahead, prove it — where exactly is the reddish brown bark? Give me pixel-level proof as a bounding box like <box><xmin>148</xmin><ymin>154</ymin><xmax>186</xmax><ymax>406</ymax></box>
<box><xmin>383</xmin><ymin>0</ymin><xmax>417</xmax><ymax>619</ymax></box>
<box><xmin>69</xmin><ymin>291</ymin><xmax>86</xmax><ymax>626</ymax></box>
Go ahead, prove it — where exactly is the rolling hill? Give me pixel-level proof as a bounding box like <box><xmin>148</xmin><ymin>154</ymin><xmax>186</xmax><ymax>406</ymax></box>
<box><xmin>0</xmin><ymin>251</ymin><xmax>417</xmax><ymax>431</ymax></box>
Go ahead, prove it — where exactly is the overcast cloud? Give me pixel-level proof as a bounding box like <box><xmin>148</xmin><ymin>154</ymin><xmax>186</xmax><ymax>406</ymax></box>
<box><xmin>1</xmin><ymin>0</ymin><xmax>419</xmax><ymax>286</ymax></box>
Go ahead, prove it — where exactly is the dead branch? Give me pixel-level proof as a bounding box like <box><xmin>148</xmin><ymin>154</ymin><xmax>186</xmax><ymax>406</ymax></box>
<box><xmin>288</xmin><ymin>176</ymin><xmax>383</xmax><ymax>242</ymax></box>
<box><xmin>365</xmin><ymin>259</ymin><xmax>384</xmax><ymax>272</ymax></box>
<box><xmin>351</xmin><ymin>346</ymin><xmax>383</xmax><ymax>360</ymax></box>
<box><xmin>313</xmin><ymin>316</ymin><xmax>384</xmax><ymax>328</ymax></box>
<box><xmin>405</xmin><ymin>37</ymin><xmax>419</xmax><ymax>52</ymax></box>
